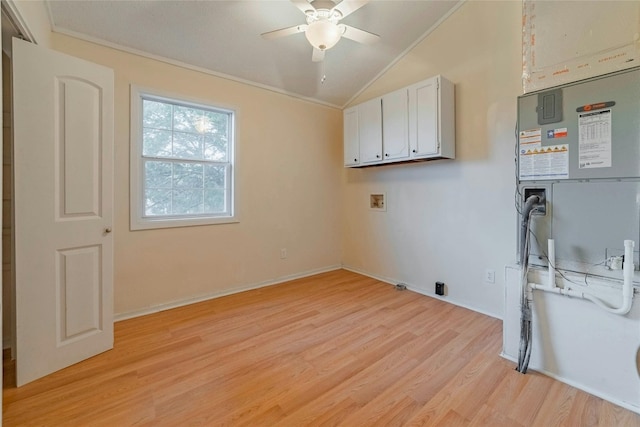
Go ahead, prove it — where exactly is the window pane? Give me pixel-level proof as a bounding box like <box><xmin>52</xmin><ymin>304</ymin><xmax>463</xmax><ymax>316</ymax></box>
<box><xmin>144</xmin><ymin>161</ymin><xmax>172</xmax><ymax>189</ymax></box>
<box><xmin>173</xmin><ymin>131</ymin><xmax>203</xmax><ymax>159</ymax></box>
<box><xmin>173</xmin><ymin>163</ymin><xmax>203</xmax><ymax>188</ymax></box>
<box><xmin>172</xmin><ymin>189</ymin><xmax>204</xmax><ymax>214</ymax></box>
<box><xmin>205</xmin><ymin>111</ymin><xmax>228</xmax><ymax>134</ymax></box>
<box><xmin>142</xmin><ymin>129</ymin><xmax>172</xmax><ymax>157</ymax></box>
<box><xmin>204</xmin><ymin>164</ymin><xmax>226</xmax><ymax>188</ymax></box>
<box><xmin>205</xmin><ymin>189</ymin><xmax>226</xmax><ymax>213</ymax></box>
<box><xmin>204</xmin><ymin>111</ymin><xmax>229</xmax><ymax>160</ymax></box>
<box><xmin>145</xmin><ymin>188</ymin><xmax>172</xmax><ymax>216</ymax></box>
<box><xmin>143</xmin><ymin>99</ymin><xmax>172</xmax><ymax>130</ymax></box>
<box><xmin>174</xmin><ymin>105</ymin><xmax>203</xmax><ymax>133</ymax></box>
<box><xmin>204</xmin><ymin>133</ymin><xmax>228</xmax><ymax>161</ymax></box>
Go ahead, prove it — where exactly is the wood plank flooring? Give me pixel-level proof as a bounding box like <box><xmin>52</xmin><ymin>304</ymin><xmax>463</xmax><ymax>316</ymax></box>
<box><xmin>3</xmin><ymin>269</ymin><xmax>640</xmax><ymax>426</ymax></box>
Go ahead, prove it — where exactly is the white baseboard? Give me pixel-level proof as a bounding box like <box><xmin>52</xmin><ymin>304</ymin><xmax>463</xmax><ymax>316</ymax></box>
<box><xmin>114</xmin><ymin>264</ymin><xmax>342</xmax><ymax>322</ymax></box>
<box><xmin>342</xmin><ymin>265</ymin><xmax>502</xmax><ymax>320</ymax></box>
<box><xmin>500</xmin><ymin>352</ymin><xmax>640</xmax><ymax>415</ymax></box>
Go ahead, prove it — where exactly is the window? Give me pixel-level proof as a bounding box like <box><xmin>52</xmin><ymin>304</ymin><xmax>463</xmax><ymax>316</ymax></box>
<box><xmin>130</xmin><ymin>86</ymin><xmax>236</xmax><ymax>230</ymax></box>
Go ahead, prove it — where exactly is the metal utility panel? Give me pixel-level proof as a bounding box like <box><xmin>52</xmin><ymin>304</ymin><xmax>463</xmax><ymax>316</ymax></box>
<box><xmin>521</xmin><ymin>180</ymin><xmax>640</xmax><ymax>276</ymax></box>
<box><xmin>553</xmin><ymin>181</ymin><xmax>639</xmax><ymax>264</ymax></box>
<box><xmin>517</xmin><ymin>67</ymin><xmax>640</xmax><ymax>276</ymax></box>
<box><xmin>518</xmin><ymin>67</ymin><xmax>640</xmax><ymax>181</ymax></box>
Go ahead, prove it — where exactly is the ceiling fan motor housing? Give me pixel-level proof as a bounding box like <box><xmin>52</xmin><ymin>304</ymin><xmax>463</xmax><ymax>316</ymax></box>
<box><xmin>308</xmin><ymin>0</ymin><xmax>341</xmax><ymax>15</ymax></box>
<box><xmin>261</xmin><ymin>0</ymin><xmax>379</xmax><ymax>61</ymax></box>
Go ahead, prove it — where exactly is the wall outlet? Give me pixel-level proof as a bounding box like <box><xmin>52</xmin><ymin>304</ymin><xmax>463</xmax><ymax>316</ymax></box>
<box><xmin>369</xmin><ymin>193</ymin><xmax>386</xmax><ymax>211</ymax></box>
<box><xmin>485</xmin><ymin>269</ymin><xmax>495</xmax><ymax>283</ymax></box>
<box><xmin>280</xmin><ymin>248</ymin><xmax>287</xmax><ymax>259</ymax></box>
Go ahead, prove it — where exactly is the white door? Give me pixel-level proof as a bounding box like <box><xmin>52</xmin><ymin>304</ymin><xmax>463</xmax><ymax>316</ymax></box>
<box><xmin>358</xmin><ymin>97</ymin><xmax>382</xmax><ymax>164</ymax></box>
<box><xmin>382</xmin><ymin>88</ymin><xmax>409</xmax><ymax>161</ymax></box>
<box><xmin>343</xmin><ymin>107</ymin><xmax>359</xmax><ymax>166</ymax></box>
<box><xmin>12</xmin><ymin>38</ymin><xmax>114</xmax><ymax>386</ymax></box>
<box><xmin>409</xmin><ymin>77</ymin><xmax>439</xmax><ymax>157</ymax></box>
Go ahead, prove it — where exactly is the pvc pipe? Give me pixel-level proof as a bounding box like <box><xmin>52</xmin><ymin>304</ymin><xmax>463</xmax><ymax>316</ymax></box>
<box><xmin>529</xmin><ymin>239</ymin><xmax>635</xmax><ymax>316</ymax></box>
<box><xmin>548</xmin><ymin>239</ymin><xmax>556</xmax><ymax>289</ymax></box>
<box><xmin>530</xmin><ymin>283</ymin><xmax>585</xmax><ymax>298</ymax></box>
<box><xmin>618</xmin><ymin>239</ymin><xmax>635</xmax><ymax>314</ymax></box>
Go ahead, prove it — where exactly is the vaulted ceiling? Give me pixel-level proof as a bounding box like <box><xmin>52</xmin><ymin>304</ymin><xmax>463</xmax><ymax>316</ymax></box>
<box><xmin>47</xmin><ymin>0</ymin><xmax>462</xmax><ymax>107</ymax></box>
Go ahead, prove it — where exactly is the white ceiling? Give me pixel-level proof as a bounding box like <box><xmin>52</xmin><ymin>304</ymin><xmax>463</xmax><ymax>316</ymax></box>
<box><xmin>46</xmin><ymin>0</ymin><xmax>461</xmax><ymax>108</ymax></box>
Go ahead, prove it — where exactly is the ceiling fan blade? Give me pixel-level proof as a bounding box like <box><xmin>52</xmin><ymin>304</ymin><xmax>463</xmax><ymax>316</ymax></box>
<box><xmin>261</xmin><ymin>25</ymin><xmax>308</xmax><ymax>40</ymax></box>
<box><xmin>332</xmin><ymin>0</ymin><xmax>369</xmax><ymax>18</ymax></box>
<box><xmin>312</xmin><ymin>47</ymin><xmax>325</xmax><ymax>62</ymax></box>
<box><xmin>291</xmin><ymin>0</ymin><xmax>315</xmax><ymax>15</ymax></box>
<box><xmin>340</xmin><ymin>24</ymin><xmax>380</xmax><ymax>44</ymax></box>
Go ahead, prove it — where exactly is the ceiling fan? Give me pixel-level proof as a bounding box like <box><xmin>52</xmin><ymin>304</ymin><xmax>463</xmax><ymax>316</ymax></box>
<box><xmin>261</xmin><ymin>0</ymin><xmax>380</xmax><ymax>62</ymax></box>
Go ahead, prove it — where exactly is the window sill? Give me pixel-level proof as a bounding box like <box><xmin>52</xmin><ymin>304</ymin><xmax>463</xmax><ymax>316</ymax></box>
<box><xmin>130</xmin><ymin>215</ymin><xmax>239</xmax><ymax>231</ymax></box>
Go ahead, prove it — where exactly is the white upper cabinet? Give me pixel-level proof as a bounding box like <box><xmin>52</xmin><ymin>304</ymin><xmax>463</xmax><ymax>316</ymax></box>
<box><xmin>344</xmin><ymin>75</ymin><xmax>454</xmax><ymax>168</ymax></box>
<box><xmin>343</xmin><ymin>106</ymin><xmax>360</xmax><ymax>166</ymax></box>
<box><xmin>382</xmin><ymin>88</ymin><xmax>409</xmax><ymax>162</ymax></box>
<box><xmin>408</xmin><ymin>75</ymin><xmax>455</xmax><ymax>160</ymax></box>
<box><xmin>358</xmin><ymin>97</ymin><xmax>383</xmax><ymax>164</ymax></box>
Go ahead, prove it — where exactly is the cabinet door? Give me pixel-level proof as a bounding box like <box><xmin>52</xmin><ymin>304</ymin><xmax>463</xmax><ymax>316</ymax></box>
<box><xmin>358</xmin><ymin>97</ymin><xmax>383</xmax><ymax>164</ymax></box>
<box><xmin>409</xmin><ymin>77</ymin><xmax>439</xmax><ymax>157</ymax></box>
<box><xmin>343</xmin><ymin>107</ymin><xmax>360</xmax><ymax>166</ymax></box>
<box><xmin>382</xmin><ymin>88</ymin><xmax>409</xmax><ymax>161</ymax></box>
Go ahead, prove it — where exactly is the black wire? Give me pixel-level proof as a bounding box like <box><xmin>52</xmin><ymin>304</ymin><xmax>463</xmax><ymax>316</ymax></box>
<box><xmin>516</xmin><ymin>207</ymin><xmax>536</xmax><ymax>374</ymax></box>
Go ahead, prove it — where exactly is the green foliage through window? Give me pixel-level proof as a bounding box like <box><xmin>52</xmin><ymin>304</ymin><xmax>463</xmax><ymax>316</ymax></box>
<box><xmin>141</xmin><ymin>96</ymin><xmax>233</xmax><ymax>218</ymax></box>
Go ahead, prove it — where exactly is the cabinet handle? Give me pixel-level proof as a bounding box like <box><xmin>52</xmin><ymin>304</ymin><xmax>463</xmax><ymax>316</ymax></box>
<box><xmin>412</xmin><ymin>149</ymin><xmax>417</xmax><ymax>153</ymax></box>
<box><xmin>354</xmin><ymin>158</ymin><xmax>357</xmax><ymax>162</ymax></box>
<box><xmin>376</xmin><ymin>154</ymin><xmax>380</xmax><ymax>158</ymax></box>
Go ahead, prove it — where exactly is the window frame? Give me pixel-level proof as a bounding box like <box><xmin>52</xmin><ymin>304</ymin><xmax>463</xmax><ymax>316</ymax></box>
<box><xmin>130</xmin><ymin>85</ymin><xmax>237</xmax><ymax>230</ymax></box>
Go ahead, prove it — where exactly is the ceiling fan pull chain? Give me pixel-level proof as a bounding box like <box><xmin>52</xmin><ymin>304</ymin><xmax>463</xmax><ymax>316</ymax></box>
<box><xmin>321</xmin><ymin>60</ymin><xmax>327</xmax><ymax>84</ymax></box>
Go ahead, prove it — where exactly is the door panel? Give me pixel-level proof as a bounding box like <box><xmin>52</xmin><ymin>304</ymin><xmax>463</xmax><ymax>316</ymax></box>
<box><xmin>410</xmin><ymin>78</ymin><xmax>438</xmax><ymax>157</ymax></box>
<box><xmin>58</xmin><ymin>78</ymin><xmax>102</xmax><ymax>218</ymax></box>
<box><xmin>57</xmin><ymin>245</ymin><xmax>102</xmax><ymax>342</ymax></box>
<box><xmin>13</xmin><ymin>38</ymin><xmax>114</xmax><ymax>386</ymax></box>
<box><xmin>358</xmin><ymin>97</ymin><xmax>382</xmax><ymax>164</ymax></box>
<box><xmin>343</xmin><ymin>107</ymin><xmax>359</xmax><ymax>166</ymax></box>
<box><xmin>382</xmin><ymin>88</ymin><xmax>409</xmax><ymax>160</ymax></box>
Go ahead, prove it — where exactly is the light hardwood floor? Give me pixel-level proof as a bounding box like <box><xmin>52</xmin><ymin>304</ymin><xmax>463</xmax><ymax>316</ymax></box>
<box><xmin>3</xmin><ymin>269</ymin><xmax>640</xmax><ymax>426</ymax></box>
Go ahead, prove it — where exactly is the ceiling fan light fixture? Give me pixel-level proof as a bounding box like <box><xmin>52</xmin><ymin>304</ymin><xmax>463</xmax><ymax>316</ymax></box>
<box><xmin>305</xmin><ymin>20</ymin><xmax>341</xmax><ymax>51</ymax></box>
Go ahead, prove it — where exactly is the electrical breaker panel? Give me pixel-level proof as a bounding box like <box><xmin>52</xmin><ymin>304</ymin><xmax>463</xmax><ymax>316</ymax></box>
<box><xmin>517</xmin><ymin>67</ymin><xmax>640</xmax><ymax>276</ymax></box>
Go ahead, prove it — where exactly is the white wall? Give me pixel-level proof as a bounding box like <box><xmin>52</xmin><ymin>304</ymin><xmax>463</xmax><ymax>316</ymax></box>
<box><xmin>342</xmin><ymin>0</ymin><xmax>640</xmax><ymax>413</ymax></box>
<box><xmin>504</xmin><ymin>266</ymin><xmax>640</xmax><ymax>413</ymax></box>
<box><xmin>49</xmin><ymin>33</ymin><xmax>344</xmax><ymax>318</ymax></box>
<box><xmin>342</xmin><ymin>1</ymin><xmax>522</xmax><ymax>318</ymax></box>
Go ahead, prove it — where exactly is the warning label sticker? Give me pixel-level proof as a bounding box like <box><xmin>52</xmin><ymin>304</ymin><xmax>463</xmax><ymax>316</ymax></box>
<box><xmin>547</xmin><ymin>127</ymin><xmax>568</xmax><ymax>139</ymax></box>
<box><xmin>519</xmin><ymin>128</ymin><xmax>542</xmax><ymax>149</ymax></box>
<box><xmin>519</xmin><ymin>144</ymin><xmax>569</xmax><ymax>180</ymax></box>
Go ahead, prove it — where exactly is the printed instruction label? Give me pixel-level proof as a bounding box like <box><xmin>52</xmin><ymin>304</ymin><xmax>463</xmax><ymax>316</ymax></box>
<box><xmin>519</xmin><ymin>144</ymin><xmax>569</xmax><ymax>180</ymax></box>
<box><xmin>578</xmin><ymin>109</ymin><xmax>611</xmax><ymax>168</ymax></box>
